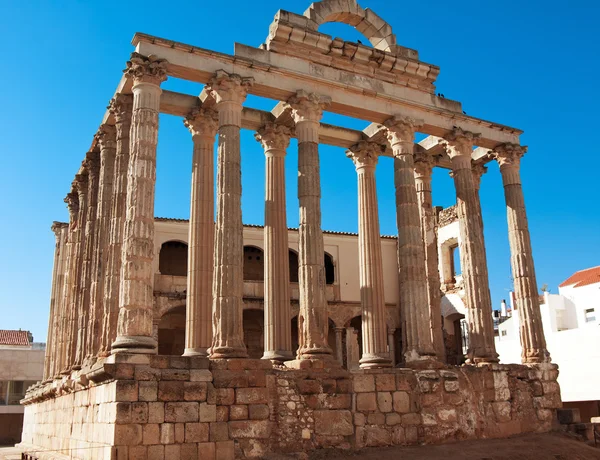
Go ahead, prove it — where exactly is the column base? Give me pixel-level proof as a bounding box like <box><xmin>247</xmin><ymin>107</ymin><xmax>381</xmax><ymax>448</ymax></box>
<box><xmin>404</xmin><ymin>350</ymin><xmax>442</xmax><ymax>369</ymax></box>
<box><xmin>359</xmin><ymin>353</ymin><xmax>392</xmax><ymax>369</ymax></box>
<box><xmin>262</xmin><ymin>350</ymin><xmax>294</xmax><ymax>361</ymax></box>
<box><xmin>297</xmin><ymin>345</ymin><xmax>332</xmax><ymax>360</ymax></box>
<box><xmin>111</xmin><ymin>335</ymin><xmax>157</xmax><ymax>354</ymax></box>
<box><xmin>210</xmin><ymin>346</ymin><xmax>248</xmax><ymax>359</ymax></box>
<box><xmin>183</xmin><ymin>347</ymin><xmax>209</xmax><ymax>358</ymax></box>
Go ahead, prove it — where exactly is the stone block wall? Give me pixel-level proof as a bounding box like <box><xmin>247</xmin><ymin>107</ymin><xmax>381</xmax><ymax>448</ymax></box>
<box><xmin>20</xmin><ymin>357</ymin><xmax>561</xmax><ymax>459</ymax></box>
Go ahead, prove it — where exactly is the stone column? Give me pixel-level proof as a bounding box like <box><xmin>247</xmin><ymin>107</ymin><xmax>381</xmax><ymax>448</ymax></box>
<box><xmin>44</xmin><ymin>223</ymin><xmax>65</xmax><ymax>380</ymax></box>
<box><xmin>75</xmin><ymin>151</ymin><xmax>100</xmax><ymax>369</ymax></box>
<box><xmin>440</xmin><ymin>128</ymin><xmax>498</xmax><ymax>364</ymax></box>
<box><xmin>183</xmin><ymin>107</ymin><xmax>218</xmax><ymax>357</ymax></box>
<box><xmin>347</xmin><ymin>141</ymin><xmax>391</xmax><ymax>368</ymax></box>
<box><xmin>288</xmin><ymin>91</ymin><xmax>333</xmax><ymax>360</ymax></box>
<box><xmin>57</xmin><ymin>192</ymin><xmax>78</xmax><ymax>375</ymax></box>
<box><xmin>206</xmin><ymin>70</ymin><xmax>253</xmax><ymax>359</ymax></box>
<box><xmin>112</xmin><ymin>53</ymin><xmax>167</xmax><ymax>354</ymax></box>
<box><xmin>493</xmin><ymin>143</ymin><xmax>550</xmax><ymax>363</ymax></box>
<box><xmin>385</xmin><ymin>116</ymin><xmax>436</xmax><ymax>364</ymax></box>
<box><xmin>413</xmin><ymin>152</ymin><xmax>445</xmax><ymax>361</ymax></box>
<box><xmin>88</xmin><ymin>124</ymin><xmax>117</xmax><ymax>360</ymax></box>
<box><xmin>255</xmin><ymin>123</ymin><xmax>294</xmax><ymax>361</ymax></box>
<box><xmin>100</xmin><ymin>94</ymin><xmax>133</xmax><ymax>357</ymax></box>
<box><xmin>50</xmin><ymin>224</ymin><xmax>68</xmax><ymax>378</ymax></box>
<box><xmin>66</xmin><ymin>173</ymin><xmax>88</xmax><ymax>371</ymax></box>
<box><xmin>334</xmin><ymin>327</ymin><xmax>344</xmax><ymax>365</ymax></box>
<box><xmin>388</xmin><ymin>328</ymin><xmax>396</xmax><ymax>365</ymax></box>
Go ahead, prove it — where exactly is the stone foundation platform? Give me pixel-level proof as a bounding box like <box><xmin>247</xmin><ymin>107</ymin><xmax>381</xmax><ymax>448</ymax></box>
<box><xmin>20</xmin><ymin>356</ymin><xmax>562</xmax><ymax>459</ymax></box>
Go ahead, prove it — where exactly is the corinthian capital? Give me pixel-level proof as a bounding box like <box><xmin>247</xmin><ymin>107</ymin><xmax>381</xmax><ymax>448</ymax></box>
<box><xmin>73</xmin><ymin>173</ymin><xmax>89</xmax><ymax>196</ymax></box>
<box><xmin>439</xmin><ymin>127</ymin><xmax>480</xmax><ymax>158</ymax></box>
<box><xmin>384</xmin><ymin>115</ymin><xmax>423</xmax><ymax>147</ymax></box>
<box><xmin>471</xmin><ymin>162</ymin><xmax>488</xmax><ymax>190</ymax></box>
<box><xmin>413</xmin><ymin>151</ymin><xmax>437</xmax><ymax>177</ymax></box>
<box><xmin>184</xmin><ymin>107</ymin><xmax>218</xmax><ymax>138</ymax></box>
<box><xmin>124</xmin><ymin>53</ymin><xmax>168</xmax><ymax>86</ymax></box>
<box><xmin>492</xmin><ymin>143</ymin><xmax>527</xmax><ymax>168</ymax></box>
<box><xmin>287</xmin><ymin>90</ymin><xmax>331</xmax><ymax>123</ymax></box>
<box><xmin>83</xmin><ymin>151</ymin><xmax>100</xmax><ymax>178</ymax></box>
<box><xmin>206</xmin><ymin>70</ymin><xmax>254</xmax><ymax>105</ymax></box>
<box><xmin>108</xmin><ymin>93</ymin><xmax>133</xmax><ymax>123</ymax></box>
<box><xmin>255</xmin><ymin>123</ymin><xmax>293</xmax><ymax>152</ymax></box>
<box><xmin>346</xmin><ymin>141</ymin><xmax>383</xmax><ymax>169</ymax></box>
<box><xmin>96</xmin><ymin>124</ymin><xmax>117</xmax><ymax>150</ymax></box>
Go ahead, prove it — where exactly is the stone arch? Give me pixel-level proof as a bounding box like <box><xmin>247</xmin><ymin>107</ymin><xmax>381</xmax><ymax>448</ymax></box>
<box><xmin>159</xmin><ymin>240</ymin><xmax>188</xmax><ymax>276</ymax></box>
<box><xmin>304</xmin><ymin>0</ymin><xmax>397</xmax><ymax>53</ymax></box>
<box><xmin>243</xmin><ymin>246</ymin><xmax>264</xmax><ymax>281</ymax></box>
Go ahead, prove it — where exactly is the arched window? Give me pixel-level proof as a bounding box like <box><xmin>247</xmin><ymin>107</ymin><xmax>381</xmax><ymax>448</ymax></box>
<box><xmin>324</xmin><ymin>252</ymin><xmax>335</xmax><ymax>285</ymax></box>
<box><xmin>243</xmin><ymin>246</ymin><xmax>264</xmax><ymax>281</ymax></box>
<box><xmin>159</xmin><ymin>241</ymin><xmax>188</xmax><ymax>276</ymax></box>
<box><xmin>289</xmin><ymin>249</ymin><xmax>299</xmax><ymax>283</ymax></box>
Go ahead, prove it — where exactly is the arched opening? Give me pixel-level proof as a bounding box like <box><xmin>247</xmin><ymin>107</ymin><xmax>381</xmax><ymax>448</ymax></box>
<box><xmin>243</xmin><ymin>309</ymin><xmax>264</xmax><ymax>359</ymax></box>
<box><xmin>243</xmin><ymin>246</ymin><xmax>264</xmax><ymax>281</ymax></box>
<box><xmin>157</xmin><ymin>305</ymin><xmax>185</xmax><ymax>355</ymax></box>
<box><xmin>159</xmin><ymin>241</ymin><xmax>188</xmax><ymax>276</ymax></box>
<box><xmin>289</xmin><ymin>249</ymin><xmax>299</xmax><ymax>283</ymax></box>
<box><xmin>324</xmin><ymin>252</ymin><xmax>335</xmax><ymax>285</ymax></box>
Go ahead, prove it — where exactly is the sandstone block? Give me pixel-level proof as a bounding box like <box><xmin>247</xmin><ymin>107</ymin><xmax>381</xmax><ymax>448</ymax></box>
<box><xmin>322</xmin><ymin>379</ymin><xmax>337</xmax><ymax>394</ymax></box>
<box><xmin>542</xmin><ymin>381</ymin><xmax>560</xmax><ymax>395</ymax></box>
<box><xmin>314</xmin><ymin>410</ymin><xmax>353</xmax><ymax>436</ymax></box>
<box><xmin>248</xmin><ymin>404</ymin><xmax>270</xmax><ymax>420</ymax></box>
<box><xmin>216</xmin><ymin>406</ymin><xmax>229</xmax><ymax>422</ymax></box>
<box><xmin>158</xmin><ymin>381</ymin><xmax>184</xmax><ymax>401</ymax></box>
<box><xmin>336</xmin><ymin>379</ymin><xmax>352</xmax><ymax>394</ymax></box>
<box><xmin>444</xmin><ymin>380</ymin><xmax>459</xmax><ymax>393</ymax></box>
<box><xmin>396</xmin><ymin>374</ymin><xmax>413</xmax><ymax>391</ymax></box>
<box><xmin>142</xmin><ymin>424</ymin><xmax>160</xmax><ymax>445</ymax></box>
<box><xmin>229</xmin><ymin>405</ymin><xmax>249</xmax><ymax>420</ymax></box>
<box><xmin>198</xmin><ymin>442</ymin><xmax>216</xmax><ymax>460</ymax></box>
<box><xmin>161</xmin><ymin>369</ymin><xmax>190</xmax><ymax>381</ymax></box>
<box><xmin>391</xmin><ymin>425</ymin><xmax>405</xmax><ymax>444</ymax></box>
<box><xmin>210</xmin><ymin>422</ymin><xmax>229</xmax><ymax>442</ymax></box>
<box><xmin>165</xmin><ymin>402</ymin><xmax>199</xmax><ymax>423</ymax></box>
<box><xmin>229</xmin><ymin>420</ymin><xmax>271</xmax><ymax>439</ymax></box>
<box><xmin>131</xmin><ymin>402</ymin><xmax>148</xmax><ymax>423</ymax></box>
<box><xmin>405</xmin><ymin>425</ymin><xmax>418</xmax><ymax>443</ymax></box>
<box><xmin>247</xmin><ymin>370</ymin><xmax>266</xmax><ymax>387</ymax></box>
<box><xmin>386</xmin><ymin>412</ymin><xmax>401</xmax><ymax>426</ymax></box>
<box><xmin>236</xmin><ymin>387</ymin><xmax>268</xmax><ymax>404</ymax></box>
<box><xmin>438</xmin><ymin>408</ymin><xmax>457</xmax><ymax>423</ymax></box>
<box><xmin>214</xmin><ymin>388</ymin><xmax>235</xmax><ymax>405</ymax></box>
<box><xmin>213</xmin><ymin>370</ymin><xmax>249</xmax><ymax>388</ymax></box>
<box><xmin>115</xmin><ymin>402</ymin><xmax>131</xmax><ymax>424</ymax></box>
<box><xmin>139</xmin><ymin>381</ymin><xmax>158</xmax><ymax>402</ymax></box>
<box><xmin>180</xmin><ymin>443</ymin><xmax>198</xmax><ymax>459</ymax></box>
<box><xmin>115</xmin><ymin>424</ymin><xmax>142</xmax><ymax>446</ymax></box>
<box><xmin>354</xmin><ymin>412</ymin><xmax>365</xmax><ymax>426</ymax></box>
<box><xmin>148</xmin><ymin>402</ymin><xmax>165</xmax><ymax>423</ymax></box>
<box><xmin>160</xmin><ymin>423</ymin><xmax>175</xmax><ymax>444</ymax></box>
<box><xmin>421</xmin><ymin>393</ymin><xmax>441</xmax><ymax>408</ymax></box>
<box><xmin>367</xmin><ymin>413</ymin><xmax>385</xmax><ymax>425</ymax></box>
<box><xmin>297</xmin><ymin>379</ymin><xmax>321</xmax><ymax>394</ymax></box>
<box><xmin>175</xmin><ymin>423</ymin><xmax>185</xmax><ymax>443</ymax></box>
<box><xmin>364</xmin><ymin>426</ymin><xmax>391</xmax><ymax>447</ymax></box>
<box><xmin>392</xmin><ymin>391</ymin><xmax>410</xmax><ymax>413</ymax></box>
<box><xmin>115</xmin><ymin>381</ymin><xmax>138</xmax><ymax>402</ymax></box>
<box><xmin>377</xmin><ymin>392</ymin><xmax>393</xmax><ymax>413</ymax></box>
<box><xmin>169</xmin><ymin>356</ymin><xmax>189</xmax><ymax>369</ymax></box>
<box><xmin>353</xmin><ymin>374</ymin><xmax>375</xmax><ymax>392</ymax></box>
<box><xmin>401</xmin><ymin>413</ymin><xmax>421</xmax><ymax>425</ymax></box>
<box><xmin>215</xmin><ymin>440</ymin><xmax>234</xmax><ymax>460</ymax></box>
<box><xmin>190</xmin><ymin>369</ymin><xmax>213</xmax><ymax>382</ymax></box>
<box><xmin>375</xmin><ymin>374</ymin><xmax>396</xmax><ymax>391</ymax></box>
<box><xmin>356</xmin><ymin>393</ymin><xmax>377</xmax><ymax>412</ymax></box>
<box><xmin>134</xmin><ymin>365</ymin><xmax>161</xmax><ymax>381</ymax></box>
<box><xmin>199</xmin><ymin>403</ymin><xmax>217</xmax><ymax>422</ymax></box>
<box><xmin>164</xmin><ymin>445</ymin><xmax>180</xmax><ymax>459</ymax></box>
<box><xmin>128</xmin><ymin>446</ymin><xmax>147</xmax><ymax>460</ymax></box>
<box><xmin>185</xmin><ymin>422</ymin><xmax>209</xmax><ymax>442</ymax></box>
<box><xmin>147</xmin><ymin>445</ymin><xmax>164</xmax><ymax>460</ymax></box>
<box><xmin>184</xmin><ymin>382</ymin><xmax>208</xmax><ymax>401</ymax></box>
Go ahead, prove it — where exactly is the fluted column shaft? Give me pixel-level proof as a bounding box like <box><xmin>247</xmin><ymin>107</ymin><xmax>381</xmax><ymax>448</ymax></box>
<box><xmin>183</xmin><ymin>108</ymin><xmax>218</xmax><ymax>357</ymax></box>
<box><xmin>45</xmin><ymin>223</ymin><xmax>66</xmax><ymax>379</ymax></box>
<box><xmin>112</xmin><ymin>53</ymin><xmax>167</xmax><ymax>354</ymax></box>
<box><xmin>88</xmin><ymin>124</ymin><xmax>117</xmax><ymax>360</ymax></box>
<box><xmin>100</xmin><ymin>94</ymin><xmax>133</xmax><ymax>356</ymax></box>
<box><xmin>208</xmin><ymin>71</ymin><xmax>253</xmax><ymax>359</ymax></box>
<box><xmin>494</xmin><ymin>144</ymin><xmax>550</xmax><ymax>364</ymax></box>
<box><xmin>441</xmin><ymin>129</ymin><xmax>498</xmax><ymax>364</ymax></box>
<box><xmin>289</xmin><ymin>91</ymin><xmax>332</xmax><ymax>359</ymax></box>
<box><xmin>385</xmin><ymin>117</ymin><xmax>436</xmax><ymax>364</ymax></box>
<box><xmin>255</xmin><ymin>123</ymin><xmax>294</xmax><ymax>361</ymax></box>
<box><xmin>388</xmin><ymin>328</ymin><xmax>396</xmax><ymax>365</ymax></box>
<box><xmin>347</xmin><ymin>141</ymin><xmax>391</xmax><ymax>368</ymax></box>
<box><xmin>66</xmin><ymin>174</ymin><xmax>88</xmax><ymax>371</ymax></box>
<box><xmin>75</xmin><ymin>152</ymin><xmax>100</xmax><ymax>368</ymax></box>
<box><xmin>414</xmin><ymin>154</ymin><xmax>445</xmax><ymax>361</ymax></box>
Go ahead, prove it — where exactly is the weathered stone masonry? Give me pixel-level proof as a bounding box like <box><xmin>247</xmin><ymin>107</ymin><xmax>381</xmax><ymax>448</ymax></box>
<box><xmin>25</xmin><ymin>0</ymin><xmax>559</xmax><ymax>458</ymax></box>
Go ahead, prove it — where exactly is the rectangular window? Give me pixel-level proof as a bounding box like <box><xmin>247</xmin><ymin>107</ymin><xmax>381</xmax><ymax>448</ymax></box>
<box><xmin>585</xmin><ymin>308</ymin><xmax>596</xmax><ymax>323</ymax></box>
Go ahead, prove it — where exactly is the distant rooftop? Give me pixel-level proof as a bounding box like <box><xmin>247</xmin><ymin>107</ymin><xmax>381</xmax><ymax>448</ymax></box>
<box><xmin>559</xmin><ymin>266</ymin><xmax>600</xmax><ymax>289</ymax></box>
<box><xmin>0</xmin><ymin>329</ymin><xmax>31</xmax><ymax>346</ymax></box>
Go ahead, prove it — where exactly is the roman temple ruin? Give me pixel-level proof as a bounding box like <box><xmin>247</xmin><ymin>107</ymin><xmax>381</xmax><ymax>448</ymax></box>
<box><xmin>21</xmin><ymin>1</ymin><xmax>560</xmax><ymax>459</ymax></box>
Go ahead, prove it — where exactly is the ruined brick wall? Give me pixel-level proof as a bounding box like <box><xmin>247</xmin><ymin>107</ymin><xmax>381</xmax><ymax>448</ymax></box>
<box><xmin>21</xmin><ymin>358</ymin><xmax>561</xmax><ymax>460</ymax></box>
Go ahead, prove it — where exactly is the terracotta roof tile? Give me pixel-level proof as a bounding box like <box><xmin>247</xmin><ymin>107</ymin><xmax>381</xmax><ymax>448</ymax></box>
<box><xmin>0</xmin><ymin>330</ymin><xmax>30</xmax><ymax>346</ymax></box>
<box><xmin>559</xmin><ymin>266</ymin><xmax>600</xmax><ymax>288</ymax></box>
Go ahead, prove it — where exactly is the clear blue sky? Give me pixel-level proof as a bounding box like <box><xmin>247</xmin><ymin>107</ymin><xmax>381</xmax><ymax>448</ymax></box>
<box><xmin>1</xmin><ymin>0</ymin><xmax>598</xmax><ymax>343</ymax></box>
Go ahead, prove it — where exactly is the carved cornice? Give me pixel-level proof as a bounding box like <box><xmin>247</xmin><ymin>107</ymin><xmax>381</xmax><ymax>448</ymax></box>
<box><xmin>124</xmin><ymin>52</ymin><xmax>168</xmax><ymax>85</ymax></box>
<box><xmin>384</xmin><ymin>115</ymin><xmax>423</xmax><ymax>147</ymax></box>
<box><xmin>108</xmin><ymin>93</ymin><xmax>133</xmax><ymax>124</ymax></box>
<box><xmin>492</xmin><ymin>143</ymin><xmax>527</xmax><ymax>167</ymax></box>
<box><xmin>439</xmin><ymin>127</ymin><xmax>480</xmax><ymax>159</ymax></box>
<box><xmin>255</xmin><ymin>122</ymin><xmax>293</xmax><ymax>151</ymax></box>
<box><xmin>346</xmin><ymin>140</ymin><xmax>383</xmax><ymax>169</ymax></box>
<box><xmin>206</xmin><ymin>70</ymin><xmax>254</xmax><ymax>105</ymax></box>
<box><xmin>184</xmin><ymin>107</ymin><xmax>219</xmax><ymax>139</ymax></box>
<box><xmin>287</xmin><ymin>90</ymin><xmax>331</xmax><ymax>123</ymax></box>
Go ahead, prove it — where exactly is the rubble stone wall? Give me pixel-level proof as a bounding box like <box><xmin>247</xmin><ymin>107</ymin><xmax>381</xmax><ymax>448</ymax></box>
<box><xmin>21</xmin><ymin>356</ymin><xmax>561</xmax><ymax>460</ymax></box>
